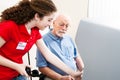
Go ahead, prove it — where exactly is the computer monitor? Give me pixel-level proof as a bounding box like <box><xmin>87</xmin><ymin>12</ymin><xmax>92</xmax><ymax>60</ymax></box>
<box><xmin>75</xmin><ymin>18</ymin><xmax>120</xmax><ymax>80</ymax></box>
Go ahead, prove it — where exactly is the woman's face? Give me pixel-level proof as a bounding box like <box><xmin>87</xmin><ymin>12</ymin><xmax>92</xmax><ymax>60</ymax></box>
<box><xmin>36</xmin><ymin>13</ymin><xmax>55</xmax><ymax>30</ymax></box>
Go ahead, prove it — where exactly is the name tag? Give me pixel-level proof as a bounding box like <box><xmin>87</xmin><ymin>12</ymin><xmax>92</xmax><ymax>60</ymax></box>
<box><xmin>16</xmin><ymin>42</ymin><xmax>27</xmax><ymax>50</ymax></box>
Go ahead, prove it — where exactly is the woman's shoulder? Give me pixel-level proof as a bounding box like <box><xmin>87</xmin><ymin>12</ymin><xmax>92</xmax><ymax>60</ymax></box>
<box><xmin>0</xmin><ymin>20</ymin><xmax>18</xmax><ymax>28</ymax></box>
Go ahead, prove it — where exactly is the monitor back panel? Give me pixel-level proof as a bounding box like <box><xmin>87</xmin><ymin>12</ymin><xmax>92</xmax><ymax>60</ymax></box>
<box><xmin>75</xmin><ymin>19</ymin><xmax>120</xmax><ymax>80</ymax></box>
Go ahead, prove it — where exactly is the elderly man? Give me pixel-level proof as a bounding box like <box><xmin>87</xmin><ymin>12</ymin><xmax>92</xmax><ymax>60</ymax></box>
<box><xmin>36</xmin><ymin>14</ymin><xmax>84</xmax><ymax>80</ymax></box>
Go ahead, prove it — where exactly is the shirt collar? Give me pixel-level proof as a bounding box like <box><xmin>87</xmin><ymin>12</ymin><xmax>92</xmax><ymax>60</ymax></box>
<box><xmin>48</xmin><ymin>31</ymin><xmax>63</xmax><ymax>41</ymax></box>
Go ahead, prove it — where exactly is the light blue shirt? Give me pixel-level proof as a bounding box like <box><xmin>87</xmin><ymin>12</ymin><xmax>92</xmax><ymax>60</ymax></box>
<box><xmin>36</xmin><ymin>31</ymin><xmax>78</xmax><ymax>75</ymax></box>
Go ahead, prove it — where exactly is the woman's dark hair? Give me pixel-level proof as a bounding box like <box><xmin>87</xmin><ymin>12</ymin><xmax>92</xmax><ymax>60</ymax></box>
<box><xmin>0</xmin><ymin>0</ymin><xmax>57</xmax><ymax>24</ymax></box>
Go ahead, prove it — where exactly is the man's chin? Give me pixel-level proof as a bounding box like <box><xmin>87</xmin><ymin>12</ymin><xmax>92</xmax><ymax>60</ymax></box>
<box><xmin>58</xmin><ymin>34</ymin><xmax>64</xmax><ymax>37</ymax></box>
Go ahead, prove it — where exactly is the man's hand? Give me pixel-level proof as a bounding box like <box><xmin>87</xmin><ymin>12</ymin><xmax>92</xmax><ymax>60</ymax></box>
<box><xmin>60</xmin><ymin>75</ymin><xmax>75</xmax><ymax>80</ymax></box>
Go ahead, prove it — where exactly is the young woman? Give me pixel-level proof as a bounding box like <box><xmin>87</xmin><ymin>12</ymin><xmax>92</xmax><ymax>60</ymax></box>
<box><xmin>0</xmin><ymin>0</ymin><xmax>81</xmax><ymax>80</ymax></box>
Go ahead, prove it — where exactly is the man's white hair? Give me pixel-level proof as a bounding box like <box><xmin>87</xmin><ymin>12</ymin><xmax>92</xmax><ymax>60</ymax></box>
<box><xmin>53</xmin><ymin>12</ymin><xmax>71</xmax><ymax>25</ymax></box>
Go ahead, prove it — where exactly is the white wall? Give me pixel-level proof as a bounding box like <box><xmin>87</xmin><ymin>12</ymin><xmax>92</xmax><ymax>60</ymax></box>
<box><xmin>0</xmin><ymin>0</ymin><xmax>19</xmax><ymax>14</ymax></box>
<box><xmin>88</xmin><ymin>0</ymin><xmax>120</xmax><ymax>18</ymax></box>
<box><xmin>53</xmin><ymin>0</ymin><xmax>88</xmax><ymax>39</ymax></box>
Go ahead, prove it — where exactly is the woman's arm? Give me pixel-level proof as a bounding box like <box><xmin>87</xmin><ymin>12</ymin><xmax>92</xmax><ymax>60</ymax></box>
<box><xmin>39</xmin><ymin>67</ymin><xmax>74</xmax><ymax>80</ymax></box>
<box><xmin>0</xmin><ymin>55</ymin><xmax>28</xmax><ymax>76</ymax></box>
<box><xmin>0</xmin><ymin>36</ymin><xmax>28</xmax><ymax>77</ymax></box>
<box><xmin>36</xmin><ymin>39</ymin><xmax>81</xmax><ymax>77</ymax></box>
<box><xmin>0</xmin><ymin>37</ymin><xmax>5</xmax><ymax>48</ymax></box>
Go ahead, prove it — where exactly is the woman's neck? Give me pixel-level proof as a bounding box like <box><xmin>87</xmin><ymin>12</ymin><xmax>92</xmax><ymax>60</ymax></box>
<box><xmin>25</xmin><ymin>19</ymin><xmax>36</xmax><ymax>34</ymax></box>
<box><xmin>25</xmin><ymin>23</ymin><xmax>32</xmax><ymax>34</ymax></box>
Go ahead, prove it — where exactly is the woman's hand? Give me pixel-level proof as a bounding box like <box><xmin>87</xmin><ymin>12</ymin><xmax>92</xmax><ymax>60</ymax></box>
<box><xmin>74</xmin><ymin>70</ymin><xmax>84</xmax><ymax>80</ymax></box>
<box><xmin>60</xmin><ymin>75</ymin><xmax>75</xmax><ymax>80</ymax></box>
<box><xmin>72</xmin><ymin>71</ymin><xmax>82</xmax><ymax>78</ymax></box>
<box><xmin>0</xmin><ymin>55</ymin><xmax>30</xmax><ymax>77</ymax></box>
<box><xmin>15</xmin><ymin>64</ymin><xmax>29</xmax><ymax>77</ymax></box>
